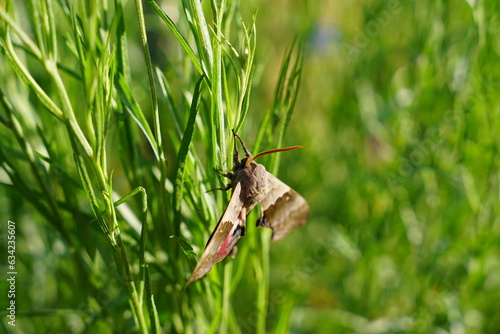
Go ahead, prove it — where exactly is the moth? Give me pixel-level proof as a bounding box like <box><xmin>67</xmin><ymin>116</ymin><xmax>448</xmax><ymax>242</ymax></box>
<box><xmin>185</xmin><ymin>130</ymin><xmax>309</xmax><ymax>287</ymax></box>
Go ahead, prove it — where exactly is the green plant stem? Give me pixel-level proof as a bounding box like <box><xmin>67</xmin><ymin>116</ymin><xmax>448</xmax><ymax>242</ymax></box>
<box><xmin>211</xmin><ymin>0</ymin><xmax>226</xmax><ymax>169</ymax></box>
<box><xmin>134</xmin><ymin>0</ymin><xmax>164</xmax><ymax>163</ymax></box>
<box><xmin>256</xmin><ymin>233</ymin><xmax>270</xmax><ymax>334</ymax></box>
<box><xmin>221</xmin><ymin>262</ymin><xmax>233</xmax><ymax>334</ymax></box>
<box><xmin>116</xmin><ymin>233</ymin><xmax>148</xmax><ymax>334</ymax></box>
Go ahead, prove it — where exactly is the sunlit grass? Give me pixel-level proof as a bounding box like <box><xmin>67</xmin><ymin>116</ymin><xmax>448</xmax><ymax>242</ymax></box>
<box><xmin>1</xmin><ymin>0</ymin><xmax>499</xmax><ymax>333</ymax></box>
<box><xmin>0</xmin><ymin>0</ymin><xmax>302</xmax><ymax>332</ymax></box>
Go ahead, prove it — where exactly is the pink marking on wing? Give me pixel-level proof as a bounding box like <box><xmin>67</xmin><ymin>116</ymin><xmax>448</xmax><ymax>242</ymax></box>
<box><xmin>215</xmin><ymin>210</ymin><xmax>245</xmax><ymax>261</ymax></box>
<box><xmin>216</xmin><ymin>232</ymin><xmax>233</xmax><ymax>261</ymax></box>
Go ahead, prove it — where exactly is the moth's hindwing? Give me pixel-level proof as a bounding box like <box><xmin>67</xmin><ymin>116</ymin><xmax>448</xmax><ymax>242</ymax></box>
<box><xmin>257</xmin><ymin>172</ymin><xmax>309</xmax><ymax>242</ymax></box>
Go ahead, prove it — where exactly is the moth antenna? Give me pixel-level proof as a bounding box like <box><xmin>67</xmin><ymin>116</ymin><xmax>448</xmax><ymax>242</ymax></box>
<box><xmin>232</xmin><ymin>129</ymin><xmax>252</xmax><ymax>158</ymax></box>
<box><xmin>231</xmin><ymin>129</ymin><xmax>240</xmax><ymax>165</ymax></box>
<box><xmin>245</xmin><ymin>146</ymin><xmax>303</xmax><ymax>168</ymax></box>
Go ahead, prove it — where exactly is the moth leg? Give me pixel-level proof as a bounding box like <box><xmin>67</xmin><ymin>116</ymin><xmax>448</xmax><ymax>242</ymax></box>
<box><xmin>232</xmin><ymin>129</ymin><xmax>252</xmax><ymax>158</ymax></box>
<box><xmin>214</xmin><ymin>168</ymin><xmax>234</xmax><ymax>180</ymax></box>
<box><xmin>208</xmin><ymin>169</ymin><xmax>233</xmax><ymax>192</ymax></box>
<box><xmin>206</xmin><ymin>184</ymin><xmax>232</xmax><ymax>192</ymax></box>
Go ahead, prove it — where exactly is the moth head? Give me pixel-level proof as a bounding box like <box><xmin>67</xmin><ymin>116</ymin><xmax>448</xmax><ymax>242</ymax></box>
<box><xmin>238</xmin><ymin>157</ymin><xmax>257</xmax><ymax>170</ymax></box>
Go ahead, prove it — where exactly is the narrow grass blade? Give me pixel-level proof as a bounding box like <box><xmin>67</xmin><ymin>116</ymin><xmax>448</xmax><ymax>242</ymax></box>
<box><xmin>173</xmin><ymin>75</ymin><xmax>205</xmax><ymax>233</ymax></box>
<box><xmin>116</xmin><ymin>75</ymin><xmax>160</xmax><ymax>160</ymax></box>
<box><xmin>147</xmin><ymin>0</ymin><xmax>203</xmax><ymax>75</ymax></box>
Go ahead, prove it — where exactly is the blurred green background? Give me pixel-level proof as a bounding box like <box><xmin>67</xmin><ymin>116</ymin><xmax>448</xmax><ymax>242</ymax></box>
<box><xmin>1</xmin><ymin>0</ymin><xmax>499</xmax><ymax>333</ymax></box>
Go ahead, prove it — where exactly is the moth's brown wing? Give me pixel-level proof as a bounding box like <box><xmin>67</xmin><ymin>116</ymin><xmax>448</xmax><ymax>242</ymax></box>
<box><xmin>185</xmin><ymin>182</ymin><xmax>247</xmax><ymax>287</ymax></box>
<box><xmin>257</xmin><ymin>172</ymin><xmax>309</xmax><ymax>242</ymax></box>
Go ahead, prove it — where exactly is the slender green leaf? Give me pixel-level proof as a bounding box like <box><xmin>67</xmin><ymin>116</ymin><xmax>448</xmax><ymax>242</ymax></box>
<box><xmin>116</xmin><ymin>75</ymin><xmax>160</xmax><ymax>160</ymax></box>
<box><xmin>173</xmin><ymin>75</ymin><xmax>205</xmax><ymax>232</ymax></box>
